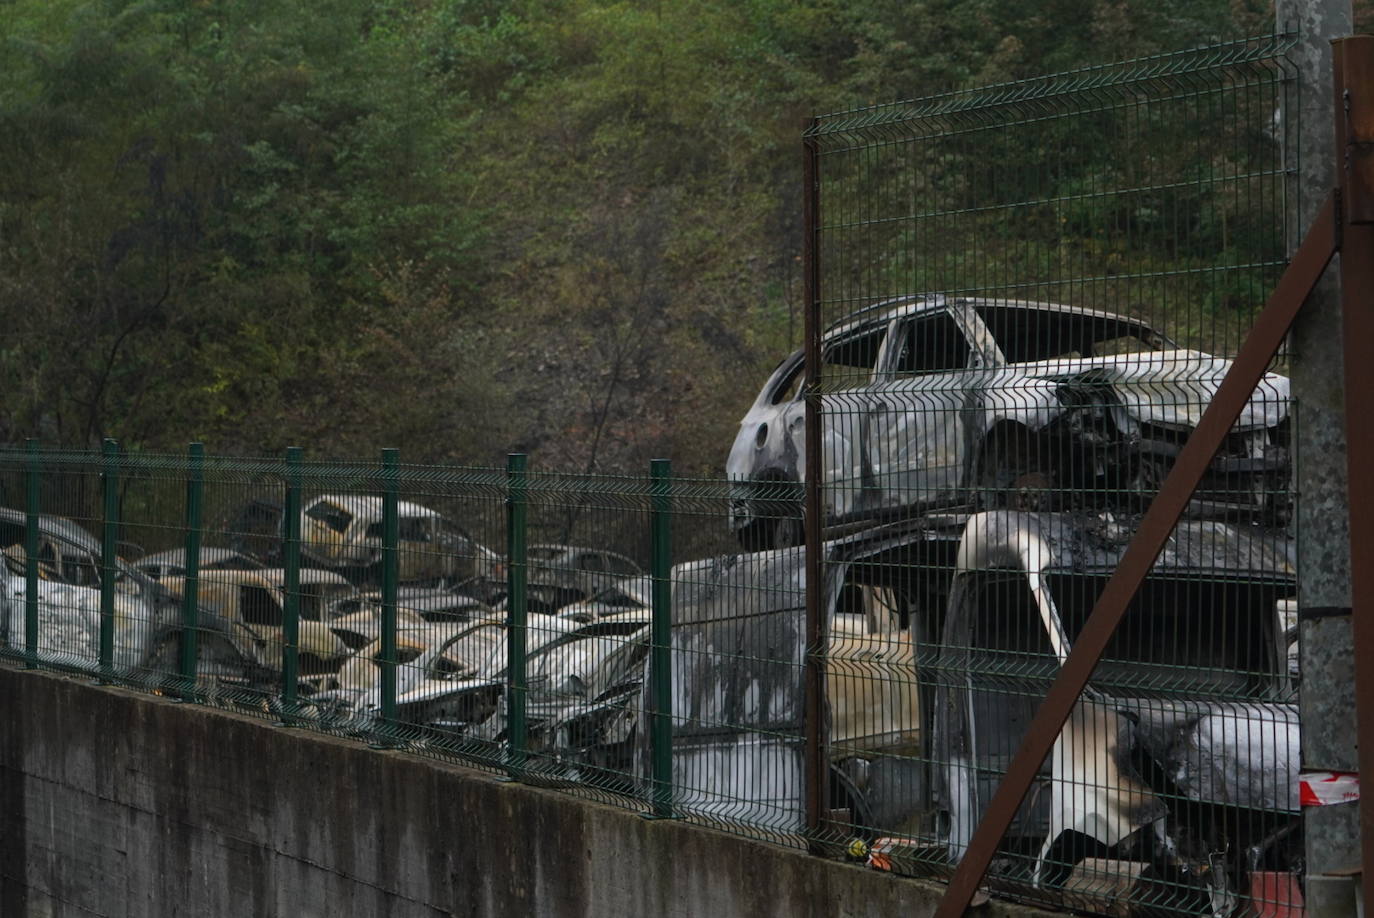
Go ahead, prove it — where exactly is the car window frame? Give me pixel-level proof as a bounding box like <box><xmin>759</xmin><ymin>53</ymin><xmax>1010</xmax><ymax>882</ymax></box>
<box><xmin>879</xmin><ymin>308</ymin><xmax>980</xmax><ymax>378</ymax></box>
<box><xmin>819</xmin><ymin>322</ymin><xmax>891</xmax><ymax>392</ymax></box>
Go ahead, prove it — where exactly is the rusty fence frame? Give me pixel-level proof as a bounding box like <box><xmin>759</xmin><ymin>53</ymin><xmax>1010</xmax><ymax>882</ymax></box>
<box><xmin>798</xmin><ymin>34</ymin><xmax>1374</xmax><ymax>916</ymax></box>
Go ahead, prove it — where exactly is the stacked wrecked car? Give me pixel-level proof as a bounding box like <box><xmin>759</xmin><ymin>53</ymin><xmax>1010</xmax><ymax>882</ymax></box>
<box><xmin>0</xmin><ymin>294</ymin><xmax>1302</xmax><ymax>916</ymax></box>
<box><xmin>703</xmin><ymin>296</ymin><xmax>1301</xmax><ymax>914</ymax></box>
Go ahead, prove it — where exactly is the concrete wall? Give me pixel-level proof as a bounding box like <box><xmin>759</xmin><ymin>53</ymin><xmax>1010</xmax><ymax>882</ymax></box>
<box><xmin>0</xmin><ymin>666</ymin><xmax>1053</xmax><ymax>918</ymax></box>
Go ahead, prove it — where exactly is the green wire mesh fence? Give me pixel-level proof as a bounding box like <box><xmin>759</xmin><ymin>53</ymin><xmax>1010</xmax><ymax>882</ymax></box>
<box><xmin>0</xmin><ymin>33</ymin><xmax>1309</xmax><ymax>918</ymax></box>
<box><xmin>781</xmin><ymin>32</ymin><xmax>1301</xmax><ymax>916</ymax></box>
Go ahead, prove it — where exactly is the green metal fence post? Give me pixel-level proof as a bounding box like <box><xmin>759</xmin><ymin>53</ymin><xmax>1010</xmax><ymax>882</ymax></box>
<box><xmin>24</xmin><ymin>439</ymin><xmax>40</xmax><ymax>669</ymax></box>
<box><xmin>279</xmin><ymin>447</ymin><xmax>303</xmax><ymax>722</ymax></box>
<box><xmin>178</xmin><ymin>443</ymin><xmax>205</xmax><ymax>699</ymax></box>
<box><xmin>98</xmin><ymin>438</ymin><xmax>119</xmax><ymax>682</ymax></box>
<box><xmin>505</xmin><ymin>453</ymin><xmax>528</xmax><ymax>777</ymax></box>
<box><xmin>377</xmin><ymin>448</ymin><xmax>400</xmax><ymax>744</ymax></box>
<box><xmin>648</xmin><ymin>458</ymin><xmax>675</xmax><ymax>819</ymax></box>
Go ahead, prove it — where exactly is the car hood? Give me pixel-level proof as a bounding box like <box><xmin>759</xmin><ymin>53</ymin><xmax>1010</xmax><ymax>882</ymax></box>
<box><xmin>1011</xmin><ymin>348</ymin><xmax>1290</xmax><ymax>430</ymax></box>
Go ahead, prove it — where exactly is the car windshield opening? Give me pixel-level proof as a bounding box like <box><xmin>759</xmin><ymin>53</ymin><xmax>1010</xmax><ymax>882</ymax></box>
<box><xmin>974</xmin><ymin>305</ymin><xmax>1163</xmax><ymax>363</ymax></box>
<box><xmin>891</xmin><ymin>313</ymin><xmax>971</xmax><ymax>375</ymax></box>
<box><xmin>306</xmin><ymin>503</ymin><xmax>353</xmax><ymax>534</ymax></box>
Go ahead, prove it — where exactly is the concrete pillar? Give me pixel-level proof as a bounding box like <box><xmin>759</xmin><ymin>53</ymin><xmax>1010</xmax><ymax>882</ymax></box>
<box><xmin>1279</xmin><ymin>1</ymin><xmax>1360</xmax><ymax>914</ymax></box>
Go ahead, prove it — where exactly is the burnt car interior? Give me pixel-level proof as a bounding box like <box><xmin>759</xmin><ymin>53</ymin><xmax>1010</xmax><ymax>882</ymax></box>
<box><xmin>821</xmin><ymin>326</ymin><xmax>885</xmax><ymax>389</ymax></box>
<box><xmin>973</xmin><ymin>306</ymin><xmax>1166</xmax><ymax>362</ymax></box>
<box><xmin>306</xmin><ymin>501</ymin><xmax>352</xmax><ymax>534</ymax></box>
<box><xmin>890</xmin><ymin>312</ymin><xmax>970</xmax><ymax>375</ymax></box>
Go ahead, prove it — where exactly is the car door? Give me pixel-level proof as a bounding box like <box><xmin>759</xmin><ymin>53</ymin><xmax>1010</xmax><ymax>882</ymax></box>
<box><xmin>862</xmin><ymin>307</ymin><xmax>977</xmax><ymax>511</ymax></box>
<box><xmin>817</xmin><ymin>322</ymin><xmax>891</xmax><ymax>519</ymax></box>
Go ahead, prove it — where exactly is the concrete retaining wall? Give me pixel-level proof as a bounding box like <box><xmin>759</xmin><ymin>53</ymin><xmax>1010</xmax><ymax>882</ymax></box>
<box><xmin>0</xmin><ymin>666</ymin><xmax>1051</xmax><ymax>918</ymax></box>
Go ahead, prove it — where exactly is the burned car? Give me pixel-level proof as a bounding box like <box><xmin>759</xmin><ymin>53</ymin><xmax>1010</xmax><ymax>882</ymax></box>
<box><xmin>663</xmin><ymin>525</ymin><xmax>962</xmax><ymax>834</ymax></box>
<box><xmin>159</xmin><ymin>568</ymin><xmax>358</xmax><ymax>677</ymax></box>
<box><xmin>300</xmin><ymin>494</ymin><xmax>500</xmax><ymax>586</ymax></box>
<box><xmin>317</xmin><ymin>615</ymin><xmax>562</xmax><ymax>732</ymax></box>
<box><xmin>226</xmin><ymin>494</ymin><xmax>501</xmax><ymax>588</ymax></box>
<box><xmin>547</xmin><ymin>562</ymin><xmax>922</xmax><ymax>798</ymax></box>
<box><xmin>0</xmin><ymin>552</ymin><xmax>158</xmax><ymax>670</ymax></box>
<box><xmin>935</xmin><ymin>511</ymin><xmax>1299</xmax><ymax>915</ymax></box>
<box><xmin>324</xmin><ymin>592</ymin><xmax>498</xmax><ymax>673</ymax></box>
<box><xmin>327</xmin><ymin>613</ymin><xmax>652</xmax><ymax>746</ymax></box>
<box><xmin>0</xmin><ymin>509</ymin><xmax>179</xmax><ymax>669</ymax></box>
<box><xmin>555</xmin><ymin>574</ymin><xmax>651</xmax><ymax>622</ymax></box>
<box><xmin>133</xmin><ymin>546</ymin><xmax>265</xmax><ymax>580</ymax></box>
<box><xmin>535</xmin><ymin>630</ymin><xmax>653</xmax><ymax>789</ymax></box>
<box><xmin>505</xmin><ymin>544</ymin><xmax>643</xmax><ymax>614</ymax></box>
<box><xmin>0</xmin><ymin>510</ymin><xmax>281</xmax><ymax>696</ymax></box>
<box><xmin>657</xmin><ymin>510</ymin><xmax>1298</xmax><ymax>915</ymax></box>
<box><xmin>726</xmin><ymin>296</ymin><xmax>1290</xmax><ymax>548</ymax></box>
<box><xmin>471</xmin><ymin>613</ymin><xmax>651</xmax><ymax>743</ymax></box>
<box><xmin>326</xmin><ymin>585</ymin><xmax>495</xmax><ymax>636</ymax></box>
<box><xmin>0</xmin><ymin>508</ymin><xmax>120</xmax><ymax>588</ymax></box>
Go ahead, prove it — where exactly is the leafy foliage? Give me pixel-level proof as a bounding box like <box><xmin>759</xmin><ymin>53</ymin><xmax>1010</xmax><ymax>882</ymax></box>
<box><xmin>0</xmin><ymin>0</ymin><xmax>1329</xmax><ymax>473</ymax></box>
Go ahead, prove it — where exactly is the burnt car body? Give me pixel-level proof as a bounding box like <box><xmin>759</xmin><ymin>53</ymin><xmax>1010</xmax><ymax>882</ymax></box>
<box><xmin>326</xmin><ymin>585</ymin><xmax>495</xmax><ymax>643</ymax></box>
<box><xmin>935</xmin><ymin>511</ymin><xmax>1298</xmax><ymax>914</ymax></box>
<box><xmin>325</xmin><ymin>612</ymin><xmax>652</xmax><ymax>746</ymax></box>
<box><xmin>662</xmin><ymin>523</ymin><xmax>963</xmax><ymax>833</ymax></box>
<box><xmin>133</xmin><ymin>547</ymin><xmax>265</xmax><ymax>580</ymax></box>
<box><xmin>225</xmin><ymin>494</ymin><xmax>501</xmax><ymax>588</ymax></box>
<box><xmin>471</xmin><ymin>614</ymin><xmax>651</xmax><ymax>743</ymax></box>
<box><xmin>658</xmin><ymin>511</ymin><xmax>1297</xmax><ymax>914</ymax></box>
<box><xmin>0</xmin><ymin>510</ymin><xmax>282</xmax><ymax>695</ymax></box>
<box><xmin>322</xmin><ymin>614</ymin><xmax>571</xmax><ymax>733</ymax></box>
<box><xmin>505</xmin><ymin>544</ymin><xmax>643</xmax><ymax>614</ymax></box>
<box><xmin>0</xmin><ymin>508</ymin><xmax>122</xmax><ymax>588</ymax></box>
<box><xmin>555</xmin><ymin>574</ymin><xmax>652</xmax><ymax>622</ymax></box>
<box><xmin>311</xmin><ymin>618</ymin><xmax>475</xmax><ymax>698</ymax></box>
<box><xmin>353</xmin><ymin>585</ymin><xmax>493</xmax><ymax>621</ymax></box>
<box><xmin>0</xmin><ymin>509</ymin><xmax>180</xmax><ymax>669</ymax></box>
<box><xmin>300</xmin><ymin>495</ymin><xmax>500</xmax><ymax>586</ymax></box>
<box><xmin>546</xmin><ymin>561</ymin><xmax>925</xmax><ymax>799</ymax></box>
<box><xmin>159</xmin><ymin>569</ymin><xmax>358</xmax><ymax>677</ymax></box>
<box><xmin>0</xmin><ymin>555</ymin><xmax>158</xmax><ymax>670</ymax></box>
<box><xmin>535</xmin><ymin>632</ymin><xmax>652</xmax><ymax>789</ymax></box>
<box><xmin>726</xmin><ymin>296</ymin><xmax>1290</xmax><ymax>548</ymax></box>
<box><xmin>140</xmin><ymin>608</ymin><xmax>298</xmax><ymax>703</ymax></box>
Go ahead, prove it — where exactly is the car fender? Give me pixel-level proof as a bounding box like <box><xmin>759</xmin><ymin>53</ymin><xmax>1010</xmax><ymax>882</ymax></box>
<box><xmin>974</xmin><ymin>376</ymin><xmax>1066</xmax><ymax>435</ymax></box>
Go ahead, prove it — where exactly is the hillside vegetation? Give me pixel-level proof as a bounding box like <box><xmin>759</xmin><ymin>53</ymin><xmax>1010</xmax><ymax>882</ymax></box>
<box><xmin>0</xmin><ymin>0</ymin><xmax>1307</xmax><ymax>473</ymax></box>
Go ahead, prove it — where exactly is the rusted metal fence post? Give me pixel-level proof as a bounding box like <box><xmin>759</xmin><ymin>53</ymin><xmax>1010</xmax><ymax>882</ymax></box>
<box><xmin>801</xmin><ymin>120</ymin><xmax>827</xmax><ymax>845</ymax></box>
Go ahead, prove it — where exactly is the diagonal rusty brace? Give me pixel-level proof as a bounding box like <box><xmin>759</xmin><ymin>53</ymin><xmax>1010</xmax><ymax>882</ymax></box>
<box><xmin>934</xmin><ymin>191</ymin><xmax>1339</xmax><ymax>917</ymax></box>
